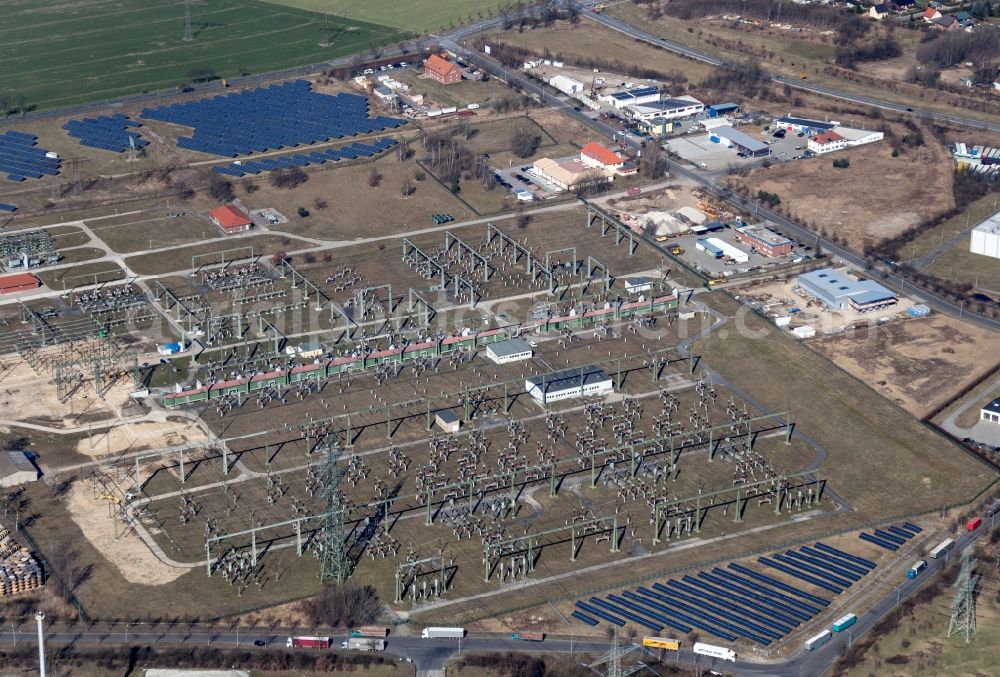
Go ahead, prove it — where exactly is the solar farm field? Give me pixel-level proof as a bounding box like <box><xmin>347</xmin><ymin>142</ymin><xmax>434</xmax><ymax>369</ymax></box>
<box><xmin>261</xmin><ymin>0</ymin><xmax>521</xmax><ymax>33</ymax></box>
<box><xmin>0</xmin><ymin>0</ymin><xmax>411</xmax><ymax>112</ymax></box>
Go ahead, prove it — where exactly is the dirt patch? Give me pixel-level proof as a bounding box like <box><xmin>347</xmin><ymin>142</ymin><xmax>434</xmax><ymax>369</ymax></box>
<box><xmin>75</xmin><ymin>420</ymin><xmax>208</xmax><ymax>459</ymax></box>
<box><xmin>0</xmin><ymin>357</ymin><xmax>120</xmax><ymax>429</ymax></box>
<box><xmin>728</xmin><ymin>136</ymin><xmax>953</xmax><ymax>251</ymax></box>
<box><xmin>64</xmin><ymin>482</ymin><xmax>186</xmax><ymax>585</ymax></box>
<box><xmin>810</xmin><ymin>314</ymin><xmax>1000</xmax><ymax>419</ymax></box>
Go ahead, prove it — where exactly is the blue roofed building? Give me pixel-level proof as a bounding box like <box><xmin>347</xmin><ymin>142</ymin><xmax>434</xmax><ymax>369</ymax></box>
<box><xmin>797</xmin><ymin>269</ymin><xmax>897</xmax><ymax>312</ymax></box>
<box><xmin>774</xmin><ymin>115</ymin><xmax>837</xmax><ymax>134</ymax></box>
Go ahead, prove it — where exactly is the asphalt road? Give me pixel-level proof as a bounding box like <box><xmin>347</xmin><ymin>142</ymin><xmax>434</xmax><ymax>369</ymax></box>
<box><xmin>586</xmin><ymin>10</ymin><xmax>1000</xmax><ymax>133</ymax></box>
<box><xmin>0</xmin><ymin>510</ymin><xmax>985</xmax><ymax>677</ymax></box>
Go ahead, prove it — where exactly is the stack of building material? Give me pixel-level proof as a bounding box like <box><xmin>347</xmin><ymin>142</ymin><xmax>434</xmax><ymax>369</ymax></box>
<box><xmin>0</xmin><ymin>522</ymin><xmax>43</xmax><ymax>596</ymax></box>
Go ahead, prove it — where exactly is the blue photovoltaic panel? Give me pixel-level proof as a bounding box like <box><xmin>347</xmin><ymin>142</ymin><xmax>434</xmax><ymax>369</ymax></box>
<box><xmin>0</xmin><ymin>131</ymin><xmax>61</xmax><ymax>183</ymax></box>
<box><xmin>0</xmin><ymin>203</ymin><xmax>16</xmax><ymax>212</ymax></box>
<box><xmin>63</xmin><ymin>114</ymin><xmax>148</xmax><ymax>154</ymax></box>
<box><xmin>859</xmin><ymin>532</ymin><xmax>898</xmax><ymax>551</ymax></box>
<box><xmin>141</xmin><ymin>80</ymin><xmax>405</xmax><ymax>157</ymax></box>
<box><xmin>759</xmin><ymin>556</ymin><xmax>844</xmax><ymax>594</ymax></box>
<box><xmin>730</xmin><ymin>563</ymin><xmax>831</xmax><ymax>606</ymax></box>
<box><xmin>783</xmin><ymin>551</ymin><xmax>860</xmax><ymax>583</ymax></box>
<box><xmin>814</xmin><ymin>542</ymin><xmax>876</xmax><ymax>570</ymax></box>
<box><xmin>571</xmin><ymin>610</ymin><xmax>598</xmax><ymax>626</ymax></box>
<box><xmin>799</xmin><ymin>547</ymin><xmax>870</xmax><ymax>578</ymax></box>
<box><xmin>212</xmin><ymin>137</ymin><xmax>398</xmax><ymax>177</ymax></box>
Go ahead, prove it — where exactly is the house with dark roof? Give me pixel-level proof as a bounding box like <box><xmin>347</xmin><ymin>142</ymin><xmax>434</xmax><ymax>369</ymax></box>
<box><xmin>868</xmin><ymin>4</ymin><xmax>889</xmax><ymax>20</ymax></box>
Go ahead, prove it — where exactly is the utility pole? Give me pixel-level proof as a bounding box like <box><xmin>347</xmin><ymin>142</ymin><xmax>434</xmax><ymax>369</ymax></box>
<box><xmin>35</xmin><ymin>611</ymin><xmax>45</xmax><ymax>677</ymax></box>
<box><xmin>180</xmin><ymin>0</ymin><xmax>196</xmax><ymax>41</ymax></box>
<box><xmin>948</xmin><ymin>545</ymin><xmax>979</xmax><ymax>643</ymax></box>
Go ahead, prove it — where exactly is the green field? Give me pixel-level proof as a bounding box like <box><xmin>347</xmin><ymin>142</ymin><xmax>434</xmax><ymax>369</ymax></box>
<box><xmin>0</xmin><ymin>0</ymin><xmax>411</xmax><ymax>111</ymax></box>
<box><xmin>261</xmin><ymin>0</ymin><xmax>520</xmax><ymax>33</ymax></box>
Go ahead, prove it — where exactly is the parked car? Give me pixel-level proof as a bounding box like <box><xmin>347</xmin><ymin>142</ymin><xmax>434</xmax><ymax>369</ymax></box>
<box><xmin>254</xmin><ymin>640</ymin><xmax>266</xmax><ymax>647</ymax></box>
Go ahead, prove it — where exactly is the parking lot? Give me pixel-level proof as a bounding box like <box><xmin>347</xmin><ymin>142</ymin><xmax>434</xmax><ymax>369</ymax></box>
<box><xmin>493</xmin><ymin>164</ymin><xmax>562</xmax><ymax>201</ymax></box>
<box><xmin>664</xmin><ymin>129</ymin><xmax>812</xmax><ymax>172</ymax></box>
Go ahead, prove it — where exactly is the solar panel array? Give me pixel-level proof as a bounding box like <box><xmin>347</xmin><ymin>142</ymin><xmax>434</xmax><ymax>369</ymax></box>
<box><xmin>0</xmin><ymin>131</ymin><xmax>61</xmax><ymax>183</ymax></box>
<box><xmin>573</xmin><ymin>541</ymin><xmax>876</xmax><ymax>646</ymax></box>
<box><xmin>859</xmin><ymin>522</ymin><xmax>921</xmax><ymax>552</ymax></box>
<box><xmin>140</xmin><ymin>80</ymin><xmax>406</xmax><ymax>157</ymax></box>
<box><xmin>63</xmin><ymin>113</ymin><xmax>148</xmax><ymax>153</ymax></box>
<box><xmin>211</xmin><ymin>138</ymin><xmax>397</xmax><ymax>178</ymax></box>
<box><xmin>0</xmin><ymin>204</ymin><xmax>16</xmax><ymax>213</ymax></box>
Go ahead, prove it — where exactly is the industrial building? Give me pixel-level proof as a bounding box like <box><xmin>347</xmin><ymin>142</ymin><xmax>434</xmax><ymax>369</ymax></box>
<box><xmin>981</xmin><ymin>397</ymin><xmax>1000</xmax><ymax>425</ymax></box>
<box><xmin>627</xmin><ymin>96</ymin><xmax>704</xmax><ymax>121</ymax></box>
<box><xmin>734</xmin><ymin>225</ymin><xmax>793</xmax><ymax>257</ymax></box>
<box><xmin>696</xmin><ymin>237</ymin><xmax>749</xmax><ymax>264</ymax></box>
<box><xmin>711</xmin><ymin>125</ymin><xmax>770</xmax><ymax>157</ymax></box>
<box><xmin>209</xmin><ymin>205</ymin><xmax>253</xmax><ymax>234</ymax></box>
<box><xmin>532</xmin><ymin>157</ymin><xmax>609</xmax><ymax>191</ymax></box>
<box><xmin>809</xmin><ymin>127</ymin><xmax>885</xmax><ymax>153</ymax></box>
<box><xmin>0</xmin><ymin>451</ymin><xmax>39</xmax><ymax>488</ymax></box>
<box><xmin>423</xmin><ymin>54</ymin><xmax>461</xmax><ymax>85</ymax></box>
<box><xmin>485</xmin><ymin>338</ymin><xmax>533</xmax><ymax>364</ymax></box>
<box><xmin>549</xmin><ymin>74</ymin><xmax>584</xmax><ymax>96</ymax></box>
<box><xmin>970</xmin><ymin>211</ymin><xmax>1000</xmax><ymax>259</ymax></box>
<box><xmin>708</xmin><ymin>103</ymin><xmax>740</xmax><ymax>118</ymax></box>
<box><xmin>832</xmin><ymin>126</ymin><xmax>884</xmax><ymax>148</ymax></box>
<box><xmin>525</xmin><ymin>365</ymin><xmax>613</xmax><ymax>404</ymax></box>
<box><xmin>797</xmin><ymin>269</ymin><xmax>897</xmax><ymax>311</ymax></box>
<box><xmin>0</xmin><ymin>272</ymin><xmax>41</xmax><ymax>295</ymax></box>
<box><xmin>774</xmin><ymin>115</ymin><xmax>837</xmax><ymax>134</ymax></box>
<box><xmin>603</xmin><ymin>86</ymin><xmax>660</xmax><ymax>109</ymax></box>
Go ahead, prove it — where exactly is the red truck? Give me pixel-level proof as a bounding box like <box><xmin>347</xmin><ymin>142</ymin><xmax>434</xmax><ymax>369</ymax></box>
<box><xmin>351</xmin><ymin>626</ymin><xmax>390</xmax><ymax>638</ymax></box>
<box><xmin>512</xmin><ymin>631</ymin><xmax>545</xmax><ymax>642</ymax></box>
<box><xmin>967</xmin><ymin>517</ymin><xmax>983</xmax><ymax>532</ymax></box>
<box><xmin>286</xmin><ymin>636</ymin><xmax>331</xmax><ymax>649</ymax></box>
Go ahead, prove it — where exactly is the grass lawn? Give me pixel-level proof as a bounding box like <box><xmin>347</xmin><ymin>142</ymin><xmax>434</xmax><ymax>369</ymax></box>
<box><xmin>0</xmin><ymin>0</ymin><xmax>410</xmax><ymax>111</ymax></box>
<box><xmin>902</xmin><ymin>193</ymin><xmax>1000</xmax><ymax>263</ymax></box>
<box><xmin>926</xmin><ymin>239</ymin><xmax>1000</xmax><ymax>295</ymax></box>
<box><xmin>261</xmin><ymin>0</ymin><xmax>521</xmax><ymax>33</ymax></box>
<box><xmin>124</xmin><ymin>234</ymin><xmax>312</xmax><ymax>275</ymax></box>
<box><xmin>694</xmin><ymin>294</ymin><xmax>994</xmax><ymax>516</ymax></box>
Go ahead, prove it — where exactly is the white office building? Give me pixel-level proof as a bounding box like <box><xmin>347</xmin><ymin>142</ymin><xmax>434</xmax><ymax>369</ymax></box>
<box><xmin>627</xmin><ymin>96</ymin><xmax>704</xmax><ymax>121</ymax></box>
<box><xmin>485</xmin><ymin>338</ymin><xmax>534</xmax><ymax>365</ymax></box>
<box><xmin>525</xmin><ymin>366</ymin><xmax>613</xmax><ymax>404</ymax></box>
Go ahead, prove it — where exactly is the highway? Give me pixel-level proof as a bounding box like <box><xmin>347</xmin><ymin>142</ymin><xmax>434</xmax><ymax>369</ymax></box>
<box><xmin>0</xmin><ymin>515</ymin><xmax>986</xmax><ymax>677</ymax></box>
<box><xmin>586</xmin><ymin>9</ymin><xmax>1000</xmax><ymax>133</ymax></box>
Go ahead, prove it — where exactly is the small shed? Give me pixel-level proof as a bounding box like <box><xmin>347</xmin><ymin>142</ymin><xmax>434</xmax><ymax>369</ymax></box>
<box><xmin>0</xmin><ymin>451</ymin><xmax>39</xmax><ymax>488</ymax></box>
<box><xmin>435</xmin><ymin>408</ymin><xmax>461</xmax><ymax>433</ymax></box>
<box><xmin>157</xmin><ymin>342</ymin><xmax>183</xmax><ymax>356</ymax></box>
<box><xmin>624</xmin><ymin>276</ymin><xmax>654</xmax><ymax>293</ymax></box>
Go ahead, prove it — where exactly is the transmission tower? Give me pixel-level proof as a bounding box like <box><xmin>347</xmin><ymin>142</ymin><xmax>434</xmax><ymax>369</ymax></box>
<box><xmin>180</xmin><ymin>0</ymin><xmax>196</xmax><ymax>41</ymax></box>
<box><xmin>588</xmin><ymin>628</ymin><xmax>644</xmax><ymax>677</ymax></box>
<box><xmin>948</xmin><ymin>545</ymin><xmax>979</xmax><ymax>643</ymax></box>
<box><xmin>318</xmin><ymin>440</ymin><xmax>348</xmax><ymax>584</ymax></box>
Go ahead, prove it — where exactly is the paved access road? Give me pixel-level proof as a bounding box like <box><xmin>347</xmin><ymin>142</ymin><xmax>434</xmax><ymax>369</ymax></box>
<box><xmin>586</xmin><ymin>10</ymin><xmax>1000</xmax><ymax>133</ymax></box>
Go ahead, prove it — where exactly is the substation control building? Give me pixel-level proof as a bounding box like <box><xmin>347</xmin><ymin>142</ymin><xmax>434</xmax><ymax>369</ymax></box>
<box><xmin>485</xmin><ymin>338</ymin><xmax>534</xmax><ymax>365</ymax></box>
<box><xmin>526</xmin><ymin>365</ymin><xmax>614</xmax><ymax>404</ymax></box>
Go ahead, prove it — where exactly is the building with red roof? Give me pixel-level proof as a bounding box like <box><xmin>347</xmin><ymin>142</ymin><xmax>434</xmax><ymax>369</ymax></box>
<box><xmin>423</xmin><ymin>54</ymin><xmax>461</xmax><ymax>85</ymax></box>
<box><xmin>807</xmin><ymin>131</ymin><xmax>847</xmax><ymax>154</ymax></box>
<box><xmin>0</xmin><ymin>272</ymin><xmax>41</xmax><ymax>295</ymax></box>
<box><xmin>209</xmin><ymin>205</ymin><xmax>253</xmax><ymax>234</ymax></box>
<box><xmin>580</xmin><ymin>142</ymin><xmax>624</xmax><ymax>170</ymax></box>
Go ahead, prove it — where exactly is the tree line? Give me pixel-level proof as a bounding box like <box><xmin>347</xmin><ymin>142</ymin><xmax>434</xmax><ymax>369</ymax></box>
<box><xmin>654</xmin><ymin>0</ymin><xmax>871</xmax><ymax>44</ymax></box>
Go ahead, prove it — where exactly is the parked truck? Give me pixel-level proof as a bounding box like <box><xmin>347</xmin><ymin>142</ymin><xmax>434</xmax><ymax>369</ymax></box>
<box><xmin>907</xmin><ymin>560</ymin><xmax>927</xmax><ymax>579</ymax></box>
<box><xmin>351</xmin><ymin>626</ymin><xmax>390</xmax><ymax>638</ymax></box>
<box><xmin>286</xmin><ymin>636</ymin><xmax>331</xmax><ymax>649</ymax></box>
<box><xmin>421</xmin><ymin>627</ymin><xmax>465</xmax><ymax>639</ymax></box>
<box><xmin>512</xmin><ymin>631</ymin><xmax>545</xmax><ymax>642</ymax></box>
<box><xmin>342</xmin><ymin>637</ymin><xmax>386</xmax><ymax>651</ymax></box>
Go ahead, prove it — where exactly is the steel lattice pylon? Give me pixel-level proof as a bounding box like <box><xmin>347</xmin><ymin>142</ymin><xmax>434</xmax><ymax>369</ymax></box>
<box><xmin>318</xmin><ymin>440</ymin><xmax>349</xmax><ymax>584</ymax></box>
<box><xmin>948</xmin><ymin>545</ymin><xmax>979</xmax><ymax>643</ymax></box>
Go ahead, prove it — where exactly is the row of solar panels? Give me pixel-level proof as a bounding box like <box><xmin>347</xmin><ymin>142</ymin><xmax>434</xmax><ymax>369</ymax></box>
<box><xmin>63</xmin><ymin>115</ymin><xmax>148</xmax><ymax>154</ymax></box>
<box><xmin>859</xmin><ymin>522</ymin><xmax>921</xmax><ymax>552</ymax></box>
<box><xmin>211</xmin><ymin>138</ymin><xmax>397</xmax><ymax>177</ymax></box>
<box><xmin>140</xmin><ymin>80</ymin><xmax>405</xmax><ymax>158</ymax></box>
<box><xmin>0</xmin><ymin>131</ymin><xmax>61</xmax><ymax>182</ymax></box>
<box><xmin>573</xmin><ymin>541</ymin><xmax>876</xmax><ymax>646</ymax></box>
<box><xmin>0</xmin><ymin>204</ymin><xmax>16</xmax><ymax>213</ymax></box>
